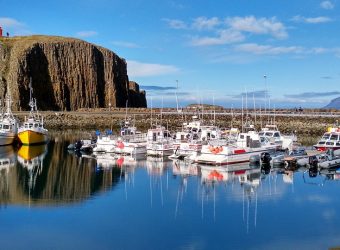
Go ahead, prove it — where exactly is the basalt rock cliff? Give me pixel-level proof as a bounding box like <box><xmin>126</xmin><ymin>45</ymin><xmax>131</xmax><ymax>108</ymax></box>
<box><xmin>0</xmin><ymin>35</ymin><xmax>146</xmax><ymax>110</ymax></box>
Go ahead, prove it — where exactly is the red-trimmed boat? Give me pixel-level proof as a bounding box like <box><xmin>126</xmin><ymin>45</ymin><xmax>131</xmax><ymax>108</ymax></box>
<box><xmin>314</xmin><ymin>126</ymin><xmax>340</xmax><ymax>151</ymax></box>
<box><xmin>188</xmin><ymin>131</ymin><xmax>278</xmax><ymax>166</ymax></box>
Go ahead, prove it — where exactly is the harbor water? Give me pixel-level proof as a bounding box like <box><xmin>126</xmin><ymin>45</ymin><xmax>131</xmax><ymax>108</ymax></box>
<box><xmin>0</xmin><ymin>130</ymin><xmax>340</xmax><ymax>250</ymax></box>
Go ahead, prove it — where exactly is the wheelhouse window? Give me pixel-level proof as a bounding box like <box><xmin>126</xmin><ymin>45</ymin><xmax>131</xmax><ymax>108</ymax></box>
<box><xmin>322</xmin><ymin>133</ymin><xmax>330</xmax><ymax>139</ymax></box>
<box><xmin>330</xmin><ymin>134</ymin><xmax>339</xmax><ymax>140</ymax></box>
<box><xmin>3</xmin><ymin>125</ymin><xmax>9</xmax><ymax>130</ymax></box>
<box><xmin>29</xmin><ymin>124</ymin><xmax>33</xmax><ymax>128</ymax></box>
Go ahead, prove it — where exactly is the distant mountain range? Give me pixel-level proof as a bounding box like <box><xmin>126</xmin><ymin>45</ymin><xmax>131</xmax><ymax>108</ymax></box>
<box><xmin>324</xmin><ymin>97</ymin><xmax>340</xmax><ymax>109</ymax></box>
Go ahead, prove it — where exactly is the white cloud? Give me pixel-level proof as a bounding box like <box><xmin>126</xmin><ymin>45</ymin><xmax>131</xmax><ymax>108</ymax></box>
<box><xmin>127</xmin><ymin>60</ymin><xmax>180</xmax><ymax>77</ymax></box>
<box><xmin>226</xmin><ymin>16</ymin><xmax>288</xmax><ymax>39</ymax></box>
<box><xmin>192</xmin><ymin>17</ymin><xmax>220</xmax><ymax>30</ymax></box>
<box><xmin>234</xmin><ymin>43</ymin><xmax>304</xmax><ymax>55</ymax></box>
<box><xmin>163</xmin><ymin>18</ymin><xmax>187</xmax><ymax>29</ymax></box>
<box><xmin>0</xmin><ymin>17</ymin><xmax>30</xmax><ymax>35</ymax></box>
<box><xmin>291</xmin><ymin>15</ymin><xmax>332</xmax><ymax>23</ymax></box>
<box><xmin>320</xmin><ymin>1</ymin><xmax>334</xmax><ymax>9</ymax></box>
<box><xmin>0</xmin><ymin>17</ymin><xmax>25</xmax><ymax>28</ymax></box>
<box><xmin>191</xmin><ymin>29</ymin><xmax>244</xmax><ymax>46</ymax></box>
<box><xmin>111</xmin><ymin>41</ymin><xmax>140</xmax><ymax>48</ymax></box>
<box><xmin>75</xmin><ymin>30</ymin><xmax>98</xmax><ymax>38</ymax></box>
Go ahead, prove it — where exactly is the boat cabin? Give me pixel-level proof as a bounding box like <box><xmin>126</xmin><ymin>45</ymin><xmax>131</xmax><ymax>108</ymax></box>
<box><xmin>147</xmin><ymin>126</ymin><xmax>172</xmax><ymax>142</ymax></box>
<box><xmin>236</xmin><ymin>131</ymin><xmax>263</xmax><ymax>148</ymax></box>
<box><xmin>259</xmin><ymin>124</ymin><xmax>282</xmax><ymax>141</ymax></box>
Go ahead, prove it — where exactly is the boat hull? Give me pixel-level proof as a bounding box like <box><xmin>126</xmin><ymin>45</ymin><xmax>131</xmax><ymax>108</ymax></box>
<box><xmin>314</xmin><ymin>146</ymin><xmax>340</xmax><ymax>151</ymax></box>
<box><xmin>18</xmin><ymin>130</ymin><xmax>48</xmax><ymax>145</ymax></box>
<box><xmin>0</xmin><ymin>133</ymin><xmax>16</xmax><ymax>146</ymax></box>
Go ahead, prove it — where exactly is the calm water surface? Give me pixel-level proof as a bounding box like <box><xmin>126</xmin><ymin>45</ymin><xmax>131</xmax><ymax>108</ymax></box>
<box><xmin>0</xmin><ymin>130</ymin><xmax>340</xmax><ymax>250</ymax></box>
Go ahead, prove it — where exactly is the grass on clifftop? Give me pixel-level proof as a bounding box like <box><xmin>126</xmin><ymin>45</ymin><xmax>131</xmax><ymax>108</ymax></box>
<box><xmin>0</xmin><ymin>35</ymin><xmax>84</xmax><ymax>45</ymax></box>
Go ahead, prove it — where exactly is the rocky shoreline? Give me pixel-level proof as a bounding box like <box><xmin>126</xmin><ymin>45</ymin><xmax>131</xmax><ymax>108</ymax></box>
<box><xmin>13</xmin><ymin>109</ymin><xmax>340</xmax><ymax>139</ymax></box>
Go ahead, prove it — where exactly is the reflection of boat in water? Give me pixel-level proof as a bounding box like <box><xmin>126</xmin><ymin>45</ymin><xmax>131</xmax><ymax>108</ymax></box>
<box><xmin>17</xmin><ymin>144</ymin><xmax>48</xmax><ymax>170</ymax></box>
<box><xmin>95</xmin><ymin>153</ymin><xmax>145</xmax><ymax>169</ymax></box>
<box><xmin>200</xmin><ymin>164</ymin><xmax>260</xmax><ymax>184</ymax></box>
<box><xmin>172</xmin><ymin>160</ymin><xmax>198</xmax><ymax>176</ymax></box>
<box><xmin>0</xmin><ymin>146</ymin><xmax>16</xmax><ymax>171</ymax></box>
<box><xmin>146</xmin><ymin>156</ymin><xmax>171</xmax><ymax>175</ymax></box>
<box><xmin>17</xmin><ymin>144</ymin><xmax>48</xmax><ymax>195</ymax></box>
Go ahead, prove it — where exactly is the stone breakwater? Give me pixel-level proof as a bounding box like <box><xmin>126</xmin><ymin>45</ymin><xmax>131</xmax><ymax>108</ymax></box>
<box><xmin>14</xmin><ymin>109</ymin><xmax>340</xmax><ymax>138</ymax></box>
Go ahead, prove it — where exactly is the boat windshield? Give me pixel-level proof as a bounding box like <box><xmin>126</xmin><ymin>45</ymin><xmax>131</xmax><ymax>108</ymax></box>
<box><xmin>29</xmin><ymin>123</ymin><xmax>33</xmax><ymax>128</ymax></box>
<box><xmin>330</xmin><ymin>134</ymin><xmax>339</xmax><ymax>140</ymax></box>
<box><xmin>326</xmin><ymin>141</ymin><xmax>335</xmax><ymax>145</ymax></box>
<box><xmin>265</xmin><ymin>132</ymin><xmax>273</xmax><ymax>137</ymax></box>
<box><xmin>322</xmin><ymin>133</ymin><xmax>330</xmax><ymax>139</ymax></box>
<box><xmin>3</xmin><ymin>125</ymin><xmax>9</xmax><ymax>130</ymax></box>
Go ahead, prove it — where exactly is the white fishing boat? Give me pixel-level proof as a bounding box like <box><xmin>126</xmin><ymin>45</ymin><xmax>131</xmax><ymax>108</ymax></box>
<box><xmin>146</xmin><ymin>125</ymin><xmax>173</xmax><ymax>157</ymax></box>
<box><xmin>113</xmin><ymin>121</ymin><xmax>147</xmax><ymax>155</ymax></box>
<box><xmin>189</xmin><ymin>131</ymin><xmax>278</xmax><ymax>166</ymax></box>
<box><xmin>0</xmin><ymin>94</ymin><xmax>19</xmax><ymax>146</ymax></box>
<box><xmin>92</xmin><ymin>130</ymin><xmax>116</xmax><ymax>153</ymax></box>
<box><xmin>259</xmin><ymin>124</ymin><xmax>297</xmax><ymax>151</ymax></box>
<box><xmin>314</xmin><ymin>126</ymin><xmax>340</xmax><ymax>151</ymax></box>
<box><xmin>170</xmin><ymin>117</ymin><xmax>221</xmax><ymax>159</ymax></box>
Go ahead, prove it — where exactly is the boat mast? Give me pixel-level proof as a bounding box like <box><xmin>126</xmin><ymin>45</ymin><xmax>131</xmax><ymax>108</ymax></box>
<box><xmin>175</xmin><ymin>80</ymin><xmax>179</xmax><ymax>113</ymax></box>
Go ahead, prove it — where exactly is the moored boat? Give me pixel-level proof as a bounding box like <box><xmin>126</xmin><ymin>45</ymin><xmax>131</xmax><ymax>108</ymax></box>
<box><xmin>0</xmin><ymin>94</ymin><xmax>19</xmax><ymax>146</ymax></box>
<box><xmin>189</xmin><ymin>131</ymin><xmax>278</xmax><ymax>166</ymax></box>
<box><xmin>146</xmin><ymin>125</ymin><xmax>173</xmax><ymax>157</ymax></box>
<box><xmin>314</xmin><ymin>126</ymin><xmax>340</xmax><ymax>151</ymax></box>
<box><xmin>17</xmin><ymin>84</ymin><xmax>48</xmax><ymax>145</ymax></box>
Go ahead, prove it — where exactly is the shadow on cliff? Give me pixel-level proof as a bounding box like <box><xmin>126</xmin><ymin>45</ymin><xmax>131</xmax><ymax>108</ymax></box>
<box><xmin>20</xmin><ymin>44</ymin><xmax>58</xmax><ymax>110</ymax></box>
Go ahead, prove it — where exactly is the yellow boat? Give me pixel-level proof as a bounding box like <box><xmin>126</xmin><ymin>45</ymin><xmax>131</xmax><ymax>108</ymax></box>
<box><xmin>18</xmin><ymin>125</ymin><xmax>48</xmax><ymax>145</ymax></box>
<box><xmin>17</xmin><ymin>81</ymin><xmax>48</xmax><ymax>145</ymax></box>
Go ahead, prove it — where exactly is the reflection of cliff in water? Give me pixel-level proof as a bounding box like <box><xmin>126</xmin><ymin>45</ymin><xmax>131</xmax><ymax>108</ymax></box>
<box><xmin>0</xmin><ymin>140</ymin><xmax>123</xmax><ymax>206</ymax></box>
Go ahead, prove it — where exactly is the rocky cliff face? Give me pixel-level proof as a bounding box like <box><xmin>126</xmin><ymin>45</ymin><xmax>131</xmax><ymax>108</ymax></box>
<box><xmin>324</xmin><ymin>97</ymin><xmax>340</xmax><ymax>109</ymax></box>
<box><xmin>0</xmin><ymin>35</ymin><xmax>147</xmax><ymax>110</ymax></box>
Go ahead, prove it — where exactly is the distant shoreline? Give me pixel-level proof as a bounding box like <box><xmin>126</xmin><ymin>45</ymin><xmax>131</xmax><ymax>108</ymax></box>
<box><xmin>13</xmin><ymin>108</ymin><xmax>340</xmax><ymax>137</ymax></box>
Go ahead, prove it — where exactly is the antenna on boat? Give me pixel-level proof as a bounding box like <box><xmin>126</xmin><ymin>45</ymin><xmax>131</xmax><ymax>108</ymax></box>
<box><xmin>253</xmin><ymin>92</ymin><xmax>256</xmax><ymax>127</ymax></box>
<box><xmin>263</xmin><ymin>74</ymin><xmax>267</xmax><ymax>123</ymax></box>
<box><xmin>213</xmin><ymin>95</ymin><xmax>216</xmax><ymax>125</ymax></box>
<box><xmin>245</xmin><ymin>86</ymin><xmax>248</xmax><ymax>120</ymax></box>
<box><xmin>259</xmin><ymin>104</ymin><xmax>263</xmax><ymax>129</ymax></box>
<box><xmin>161</xmin><ymin>96</ymin><xmax>163</xmax><ymax>125</ymax></box>
<box><xmin>230</xmin><ymin>104</ymin><xmax>234</xmax><ymax>128</ymax></box>
<box><xmin>241</xmin><ymin>95</ymin><xmax>244</xmax><ymax>133</ymax></box>
<box><xmin>175</xmin><ymin>80</ymin><xmax>179</xmax><ymax>113</ymax></box>
<box><xmin>125</xmin><ymin>99</ymin><xmax>128</xmax><ymax>123</ymax></box>
<box><xmin>150</xmin><ymin>96</ymin><xmax>153</xmax><ymax>127</ymax></box>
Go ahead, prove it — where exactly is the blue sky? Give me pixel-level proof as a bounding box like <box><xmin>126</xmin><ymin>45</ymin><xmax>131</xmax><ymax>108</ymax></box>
<box><xmin>1</xmin><ymin>0</ymin><xmax>340</xmax><ymax>108</ymax></box>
